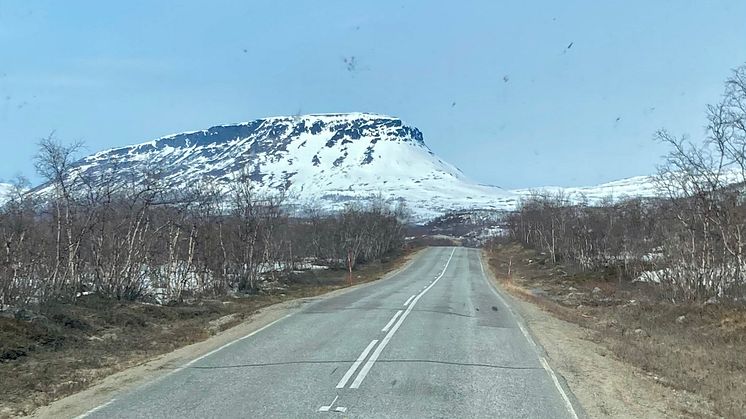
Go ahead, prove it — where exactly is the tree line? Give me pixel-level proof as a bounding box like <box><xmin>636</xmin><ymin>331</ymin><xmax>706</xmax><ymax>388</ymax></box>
<box><xmin>503</xmin><ymin>63</ymin><xmax>746</xmax><ymax>303</ymax></box>
<box><xmin>0</xmin><ymin>140</ymin><xmax>406</xmax><ymax>309</ymax></box>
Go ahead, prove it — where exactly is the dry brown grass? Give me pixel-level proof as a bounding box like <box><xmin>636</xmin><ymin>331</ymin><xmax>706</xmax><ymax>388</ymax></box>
<box><xmin>487</xmin><ymin>243</ymin><xmax>746</xmax><ymax>418</ymax></box>
<box><xmin>0</xmin><ymin>249</ymin><xmax>416</xmax><ymax>418</ymax></box>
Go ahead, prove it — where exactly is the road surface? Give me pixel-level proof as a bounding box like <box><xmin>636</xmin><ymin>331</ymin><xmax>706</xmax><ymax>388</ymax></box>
<box><xmin>83</xmin><ymin>247</ymin><xmax>582</xmax><ymax>418</ymax></box>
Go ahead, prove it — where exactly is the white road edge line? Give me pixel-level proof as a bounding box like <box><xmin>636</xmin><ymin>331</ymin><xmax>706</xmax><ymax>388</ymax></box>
<box><xmin>403</xmin><ymin>295</ymin><xmax>415</xmax><ymax>306</ymax></box>
<box><xmin>540</xmin><ymin>357</ymin><xmax>580</xmax><ymax>419</ymax></box>
<box><xmin>336</xmin><ymin>339</ymin><xmax>379</xmax><ymax>389</ymax></box>
<box><xmin>74</xmin><ymin>313</ymin><xmax>293</xmax><ymax>418</ymax></box>
<box><xmin>180</xmin><ymin>314</ymin><xmax>293</xmax><ymax>371</ymax></box>
<box><xmin>350</xmin><ymin>247</ymin><xmax>457</xmax><ymax>389</ymax></box>
<box><xmin>381</xmin><ymin>310</ymin><xmax>403</xmax><ymax>332</ymax></box>
<box><xmin>72</xmin><ymin>399</ymin><xmax>115</xmax><ymax>419</ymax></box>
<box><xmin>478</xmin><ymin>251</ymin><xmax>580</xmax><ymax>419</ymax></box>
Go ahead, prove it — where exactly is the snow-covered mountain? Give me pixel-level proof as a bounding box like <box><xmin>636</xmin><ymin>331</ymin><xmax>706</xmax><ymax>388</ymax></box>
<box><xmin>512</xmin><ymin>175</ymin><xmax>662</xmax><ymax>203</ymax></box>
<box><xmin>29</xmin><ymin>113</ymin><xmax>663</xmax><ymax>221</ymax></box>
<box><xmin>0</xmin><ymin>183</ymin><xmax>12</xmax><ymax>204</ymax></box>
<box><xmin>48</xmin><ymin>113</ymin><xmax>521</xmax><ymax>220</ymax></box>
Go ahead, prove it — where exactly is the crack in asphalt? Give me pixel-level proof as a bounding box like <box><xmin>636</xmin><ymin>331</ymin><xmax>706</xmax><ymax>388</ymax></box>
<box><xmin>179</xmin><ymin>359</ymin><xmax>542</xmax><ymax>371</ymax></box>
<box><xmin>302</xmin><ymin>307</ymin><xmax>476</xmax><ymax>319</ymax></box>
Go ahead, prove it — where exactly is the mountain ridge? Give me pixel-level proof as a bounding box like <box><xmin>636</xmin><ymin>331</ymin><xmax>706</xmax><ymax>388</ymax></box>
<box><xmin>20</xmin><ymin>113</ymin><xmax>662</xmax><ymax>220</ymax></box>
<box><xmin>35</xmin><ymin>113</ymin><xmax>518</xmax><ymax>220</ymax></box>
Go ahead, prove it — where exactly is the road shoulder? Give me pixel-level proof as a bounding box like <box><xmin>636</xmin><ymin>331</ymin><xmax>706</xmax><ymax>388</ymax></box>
<box><xmin>481</xmin><ymin>249</ymin><xmax>715</xmax><ymax>419</ymax></box>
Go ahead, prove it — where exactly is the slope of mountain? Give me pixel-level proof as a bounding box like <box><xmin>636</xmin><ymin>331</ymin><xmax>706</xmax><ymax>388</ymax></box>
<box><xmin>52</xmin><ymin>113</ymin><xmax>520</xmax><ymax>220</ymax></box>
<box><xmin>512</xmin><ymin>175</ymin><xmax>662</xmax><ymax>202</ymax></box>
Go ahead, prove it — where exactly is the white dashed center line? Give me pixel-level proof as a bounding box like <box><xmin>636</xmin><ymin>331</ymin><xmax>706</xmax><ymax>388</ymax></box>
<box><xmin>349</xmin><ymin>248</ymin><xmax>456</xmax><ymax>389</ymax></box>
<box><xmin>381</xmin><ymin>310</ymin><xmax>403</xmax><ymax>332</ymax></box>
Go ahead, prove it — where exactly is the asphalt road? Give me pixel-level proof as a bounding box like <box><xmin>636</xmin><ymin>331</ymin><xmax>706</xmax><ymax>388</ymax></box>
<box><xmin>84</xmin><ymin>247</ymin><xmax>582</xmax><ymax>418</ymax></box>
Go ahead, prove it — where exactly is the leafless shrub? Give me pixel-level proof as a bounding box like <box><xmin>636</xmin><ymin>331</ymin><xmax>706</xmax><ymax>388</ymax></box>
<box><xmin>502</xmin><ymin>63</ymin><xmax>746</xmax><ymax>303</ymax></box>
<box><xmin>0</xmin><ymin>151</ymin><xmax>406</xmax><ymax>309</ymax></box>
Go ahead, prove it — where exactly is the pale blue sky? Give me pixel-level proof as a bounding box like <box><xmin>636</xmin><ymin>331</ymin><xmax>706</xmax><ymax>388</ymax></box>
<box><xmin>1</xmin><ymin>0</ymin><xmax>745</xmax><ymax>188</ymax></box>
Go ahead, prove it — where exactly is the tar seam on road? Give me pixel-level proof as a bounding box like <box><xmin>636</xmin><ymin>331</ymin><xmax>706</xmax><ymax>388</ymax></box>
<box><xmin>305</xmin><ymin>306</ymin><xmax>475</xmax><ymax>319</ymax></box>
<box><xmin>478</xmin><ymin>250</ymin><xmax>581</xmax><ymax>419</ymax></box>
<box><xmin>181</xmin><ymin>358</ymin><xmax>544</xmax><ymax>371</ymax></box>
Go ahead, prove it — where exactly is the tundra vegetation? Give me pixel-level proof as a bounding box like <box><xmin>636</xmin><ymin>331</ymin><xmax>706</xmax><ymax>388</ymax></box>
<box><xmin>487</xmin><ymin>64</ymin><xmax>746</xmax><ymax>417</ymax></box>
<box><xmin>506</xmin><ymin>63</ymin><xmax>746</xmax><ymax>303</ymax></box>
